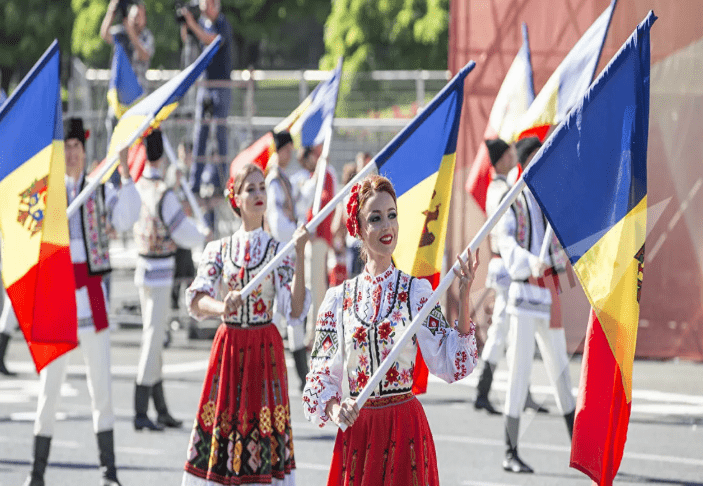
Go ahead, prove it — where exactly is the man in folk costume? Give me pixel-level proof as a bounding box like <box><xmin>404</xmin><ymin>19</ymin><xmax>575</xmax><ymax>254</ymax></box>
<box><xmin>474</xmin><ymin>138</ymin><xmax>550</xmax><ymax>415</ymax></box>
<box><xmin>132</xmin><ymin>129</ymin><xmax>208</xmax><ymax>431</ymax></box>
<box><xmin>265</xmin><ymin>130</ymin><xmax>309</xmax><ymax>391</ymax></box>
<box><xmin>24</xmin><ymin>118</ymin><xmax>141</xmax><ymax>486</ymax></box>
<box><xmin>494</xmin><ymin>136</ymin><xmax>576</xmax><ymax>474</ymax></box>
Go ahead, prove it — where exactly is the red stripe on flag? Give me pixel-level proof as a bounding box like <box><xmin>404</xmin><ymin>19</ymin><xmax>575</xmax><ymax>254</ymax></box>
<box><xmin>570</xmin><ymin>309</ymin><xmax>631</xmax><ymax>486</ymax></box>
<box><xmin>411</xmin><ymin>271</ymin><xmax>441</xmax><ymax>395</ymax></box>
<box><xmin>517</xmin><ymin>124</ymin><xmax>551</xmax><ymax>143</ymax></box>
<box><xmin>464</xmin><ymin>127</ymin><xmax>498</xmax><ymax>213</ymax></box>
<box><xmin>230</xmin><ymin>132</ymin><xmax>275</xmax><ymax>178</ymax></box>
<box><xmin>7</xmin><ymin>244</ymin><xmax>78</xmax><ymax>373</ymax></box>
<box><xmin>128</xmin><ymin>142</ymin><xmax>147</xmax><ymax>181</ymax></box>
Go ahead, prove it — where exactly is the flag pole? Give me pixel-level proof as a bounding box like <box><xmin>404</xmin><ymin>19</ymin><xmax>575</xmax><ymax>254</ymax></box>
<box><xmin>539</xmin><ymin>224</ymin><xmax>554</xmax><ymax>263</ymax></box>
<box><xmin>338</xmin><ymin>176</ymin><xmax>527</xmax><ymax>431</ymax></box>
<box><xmin>161</xmin><ymin>132</ymin><xmax>208</xmax><ymax>230</ymax></box>
<box><xmin>66</xmin><ymin>115</ymin><xmax>154</xmax><ymax>218</ymax></box>
<box><xmin>312</xmin><ymin>125</ymin><xmax>334</xmax><ymax>216</ymax></box>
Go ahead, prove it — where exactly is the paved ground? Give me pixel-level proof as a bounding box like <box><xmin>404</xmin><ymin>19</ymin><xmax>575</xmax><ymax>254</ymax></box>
<box><xmin>1</xmin><ymin>268</ymin><xmax>702</xmax><ymax>485</ymax></box>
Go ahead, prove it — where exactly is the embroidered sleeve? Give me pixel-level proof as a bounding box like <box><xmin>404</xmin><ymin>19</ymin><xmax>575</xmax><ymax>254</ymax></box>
<box><xmin>186</xmin><ymin>239</ymin><xmax>224</xmax><ymax>321</ymax></box>
<box><xmin>411</xmin><ymin>278</ymin><xmax>478</xmax><ymax>383</ymax></box>
<box><xmin>302</xmin><ymin>285</ymin><xmax>344</xmax><ymax>428</ymax></box>
<box><xmin>162</xmin><ymin>190</ymin><xmax>206</xmax><ymax>249</ymax></box>
<box><xmin>273</xmin><ymin>245</ymin><xmax>311</xmax><ymax>328</ymax></box>
<box><xmin>105</xmin><ymin>179</ymin><xmax>141</xmax><ymax>232</ymax></box>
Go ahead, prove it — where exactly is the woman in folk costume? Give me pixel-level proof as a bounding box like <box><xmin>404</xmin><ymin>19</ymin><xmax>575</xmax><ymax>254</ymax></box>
<box><xmin>182</xmin><ymin>163</ymin><xmax>311</xmax><ymax>486</ymax></box>
<box><xmin>303</xmin><ymin>174</ymin><xmax>480</xmax><ymax>485</ymax></box>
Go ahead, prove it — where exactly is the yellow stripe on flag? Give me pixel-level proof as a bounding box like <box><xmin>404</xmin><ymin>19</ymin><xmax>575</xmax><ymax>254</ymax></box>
<box><xmin>573</xmin><ymin>196</ymin><xmax>647</xmax><ymax>400</ymax></box>
<box><xmin>42</xmin><ymin>140</ymin><xmax>70</xmax><ymax>247</ymax></box>
<box><xmin>0</xmin><ymin>145</ymin><xmax>52</xmax><ymax>287</ymax></box>
<box><xmin>510</xmin><ymin>70</ymin><xmax>560</xmax><ymax>142</ymax></box>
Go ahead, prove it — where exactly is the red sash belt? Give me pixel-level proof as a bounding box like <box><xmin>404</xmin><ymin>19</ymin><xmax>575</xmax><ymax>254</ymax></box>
<box><xmin>73</xmin><ymin>262</ymin><xmax>109</xmax><ymax>332</ymax></box>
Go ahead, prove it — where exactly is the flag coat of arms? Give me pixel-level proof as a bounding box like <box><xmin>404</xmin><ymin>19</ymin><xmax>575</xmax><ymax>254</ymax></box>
<box><xmin>522</xmin><ymin>12</ymin><xmax>655</xmax><ymax>485</ymax></box>
<box><xmin>511</xmin><ymin>0</ymin><xmax>617</xmax><ymax>142</ymax></box>
<box><xmin>466</xmin><ymin>23</ymin><xmax>535</xmax><ymax>212</ymax></box>
<box><xmin>0</xmin><ymin>41</ymin><xmax>78</xmax><ymax>372</ymax></box>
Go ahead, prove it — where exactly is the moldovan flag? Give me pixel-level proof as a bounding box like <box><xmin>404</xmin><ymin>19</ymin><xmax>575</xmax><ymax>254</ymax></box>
<box><xmin>523</xmin><ymin>12</ymin><xmax>654</xmax><ymax>485</ymax></box>
<box><xmin>371</xmin><ymin>61</ymin><xmax>474</xmax><ymax>393</ymax></box>
<box><xmin>107</xmin><ymin>37</ymin><xmax>144</xmax><ymax>118</ymax></box>
<box><xmin>0</xmin><ymin>41</ymin><xmax>78</xmax><ymax>372</ymax></box>
<box><xmin>93</xmin><ymin>35</ymin><xmax>222</xmax><ymax>182</ymax></box>
<box><xmin>511</xmin><ymin>0</ymin><xmax>617</xmax><ymax>143</ymax></box>
<box><xmin>230</xmin><ymin>57</ymin><xmax>343</xmax><ymax>176</ymax></box>
<box><xmin>465</xmin><ymin>23</ymin><xmax>534</xmax><ymax>212</ymax></box>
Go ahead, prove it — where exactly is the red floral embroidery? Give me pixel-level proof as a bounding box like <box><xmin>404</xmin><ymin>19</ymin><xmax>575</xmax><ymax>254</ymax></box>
<box><xmin>385</xmin><ymin>366</ymin><xmax>399</xmax><ymax>384</ymax></box>
<box><xmin>343</xmin><ymin>297</ymin><xmax>353</xmax><ymax>311</ymax></box>
<box><xmin>346</xmin><ymin>183</ymin><xmax>361</xmax><ymax>237</ymax></box>
<box><xmin>357</xmin><ymin>370</ymin><xmax>368</xmax><ymax>388</ymax></box>
<box><xmin>352</xmin><ymin>327</ymin><xmax>367</xmax><ymax>346</ymax></box>
<box><xmin>252</xmin><ymin>299</ymin><xmax>267</xmax><ymax>316</ymax></box>
<box><xmin>358</xmin><ymin>354</ymin><xmax>368</xmax><ymax>367</ymax></box>
<box><xmin>391</xmin><ymin>310</ymin><xmax>403</xmax><ymax>323</ymax></box>
<box><xmin>378</xmin><ymin>320</ymin><xmax>392</xmax><ymax>340</ymax></box>
<box><xmin>397</xmin><ymin>291</ymin><xmax>408</xmax><ymax>303</ymax></box>
<box><xmin>400</xmin><ymin>369</ymin><xmax>412</xmax><ymax>384</ymax></box>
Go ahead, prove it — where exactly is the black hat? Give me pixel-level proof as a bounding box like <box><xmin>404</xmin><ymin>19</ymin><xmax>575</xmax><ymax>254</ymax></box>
<box><xmin>273</xmin><ymin>130</ymin><xmax>293</xmax><ymax>151</ymax></box>
<box><xmin>485</xmin><ymin>138</ymin><xmax>510</xmax><ymax>166</ymax></box>
<box><xmin>515</xmin><ymin>136</ymin><xmax>542</xmax><ymax>167</ymax></box>
<box><xmin>144</xmin><ymin>129</ymin><xmax>164</xmax><ymax>162</ymax></box>
<box><xmin>64</xmin><ymin>117</ymin><xmax>89</xmax><ymax>146</ymax></box>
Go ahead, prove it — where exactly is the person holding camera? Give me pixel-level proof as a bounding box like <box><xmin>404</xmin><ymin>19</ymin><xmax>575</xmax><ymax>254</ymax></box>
<box><xmin>101</xmin><ymin>0</ymin><xmax>154</xmax><ymax>90</ymax></box>
<box><xmin>179</xmin><ymin>0</ymin><xmax>234</xmax><ymax>197</ymax></box>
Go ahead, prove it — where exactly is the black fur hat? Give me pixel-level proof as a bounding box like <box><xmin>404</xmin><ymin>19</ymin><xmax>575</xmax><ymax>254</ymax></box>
<box><xmin>485</xmin><ymin>138</ymin><xmax>510</xmax><ymax>166</ymax></box>
<box><xmin>144</xmin><ymin>129</ymin><xmax>164</xmax><ymax>162</ymax></box>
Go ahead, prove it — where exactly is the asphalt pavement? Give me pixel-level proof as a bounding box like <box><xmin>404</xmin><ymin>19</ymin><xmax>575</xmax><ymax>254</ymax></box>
<box><xmin>1</xmin><ymin>268</ymin><xmax>702</xmax><ymax>485</ymax></box>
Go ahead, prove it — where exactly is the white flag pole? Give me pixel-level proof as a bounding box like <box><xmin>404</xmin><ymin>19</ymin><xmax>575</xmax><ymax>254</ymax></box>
<box><xmin>338</xmin><ymin>177</ymin><xmax>527</xmax><ymax>431</ymax></box>
<box><xmin>161</xmin><ymin>132</ymin><xmax>208</xmax><ymax>229</ymax></box>
<box><xmin>539</xmin><ymin>224</ymin><xmax>554</xmax><ymax>263</ymax></box>
<box><xmin>312</xmin><ymin>125</ymin><xmax>334</xmax><ymax>216</ymax></box>
<box><xmin>66</xmin><ymin>115</ymin><xmax>154</xmax><ymax>218</ymax></box>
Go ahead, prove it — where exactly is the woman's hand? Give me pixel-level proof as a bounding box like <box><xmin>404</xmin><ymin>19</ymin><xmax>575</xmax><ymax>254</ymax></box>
<box><xmin>223</xmin><ymin>290</ymin><xmax>243</xmax><ymax>316</ymax></box>
<box><xmin>292</xmin><ymin>225</ymin><xmax>310</xmax><ymax>256</ymax></box>
<box><xmin>454</xmin><ymin>248</ymin><xmax>480</xmax><ymax>296</ymax></box>
<box><xmin>328</xmin><ymin>397</ymin><xmax>360</xmax><ymax>428</ymax></box>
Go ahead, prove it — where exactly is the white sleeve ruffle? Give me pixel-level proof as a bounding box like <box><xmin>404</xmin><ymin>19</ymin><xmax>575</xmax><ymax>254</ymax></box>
<box><xmin>302</xmin><ymin>285</ymin><xmax>345</xmax><ymax>428</ymax></box>
<box><xmin>185</xmin><ymin>239</ymin><xmax>224</xmax><ymax>321</ymax></box>
<box><xmin>411</xmin><ymin>278</ymin><xmax>478</xmax><ymax>383</ymax></box>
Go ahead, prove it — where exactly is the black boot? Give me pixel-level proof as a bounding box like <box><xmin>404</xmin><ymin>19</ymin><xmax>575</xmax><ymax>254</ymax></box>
<box><xmin>292</xmin><ymin>348</ymin><xmax>309</xmax><ymax>393</ymax></box>
<box><xmin>0</xmin><ymin>332</ymin><xmax>17</xmax><ymax>376</ymax></box>
<box><xmin>134</xmin><ymin>384</ymin><xmax>164</xmax><ymax>431</ymax></box>
<box><xmin>524</xmin><ymin>388</ymin><xmax>550</xmax><ymax>414</ymax></box>
<box><xmin>503</xmin><ymin>416</ymin><xmax>533</xmax><ymax>473</ymax></box>
<box><xmin>152</xmin><ymin>381</ymin><xmax>182</xmax><ymax>428</ymax></box>
<box><xmin>564</xmin><ymin>409</ymin><xmax>575</xmax><ymax>439</ymax></box>
<box><xmin>96</xmin><ymin>430</ymin><xmax>121</xmax><ymax>486</ymax></box>
<box><xmin>23</xmin><ymin>435</ymin><xmax>51</xmax><ymax>486</ymax></box>
<box><xmin>474</xmin><ymin>362</ymin><xmax>500</xmax><ymax>414</ymax></box>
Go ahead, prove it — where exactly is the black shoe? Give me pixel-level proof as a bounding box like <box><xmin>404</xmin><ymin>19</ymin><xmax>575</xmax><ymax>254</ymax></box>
<box><xmin>134</xmin><ymin>413</ymin><xmax>165</xmax><ymax>431</ymax></box>
<box><xmin>503</xmin><ymin>450</ymin><xmax>534</xmax><ymax>473</ymax></box>
<box><xmin>474</xmin><ymin>395</ymin><xmax>501</xmax><ymax>415</ymax></box>
<box><xmin>157</xmin><ymin>413</ymin><xmax>183</xmax><ymax>428</ymax></box>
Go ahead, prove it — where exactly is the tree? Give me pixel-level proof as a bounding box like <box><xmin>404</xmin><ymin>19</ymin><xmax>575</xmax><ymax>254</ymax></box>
<box><xmin>320</xmin><ymin>0</ymin><xmax>449</xmax><ymax>73</ymax></box>
<box><xmin>0</xmin><ymin>0</ymin><xmax>74</xmax><ymax>92</ymax></box>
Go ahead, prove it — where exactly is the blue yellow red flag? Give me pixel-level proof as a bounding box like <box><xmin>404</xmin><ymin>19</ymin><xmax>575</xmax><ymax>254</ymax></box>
<box><xmin>522</xmin><ymin>12</ymin><xmax>655</xmax><ymax>485</ymax></box>
<box><xmin>107</xmin><ymin>37</ymin><xmax>144</xmax><ymax>118</ymax></box>
<box><xmin>512</xmin><ymin>0</ymin><xmax>617</xmax><ymax>142</ymax></box>
<box><xmin>230</xmin><ymin>57</ymin><xmax>343</xmax><ymax>176</ymax></box>
<box><xmin>0</xmin><ymin>40</ymin><xmax>78</xmax><ymax>372</ymax></box>
<box><xmin>369</xmin><ymin>61</ymin><xmax>473</xmax><ymax>393</ymax></box>
<box><xmin>466</xmin><ymin>23</ymin><xmax>534</xmax><ymax>211</ymax></box>
<box><xmin>96</xmin><ymin>35</ymin><xmax>222</xmax><ymax>182</ymax></box>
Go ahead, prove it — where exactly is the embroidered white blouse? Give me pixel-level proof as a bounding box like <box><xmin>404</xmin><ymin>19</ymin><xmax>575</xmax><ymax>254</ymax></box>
<box><xmin>302</xmin><ymin>263</ymin><xmax>478</xmax><ymax>427</ymax></box>
<box><xmin>186</xmin><ymin>227</ymin><xmax>310</xmax><ymax>328</ymax></box>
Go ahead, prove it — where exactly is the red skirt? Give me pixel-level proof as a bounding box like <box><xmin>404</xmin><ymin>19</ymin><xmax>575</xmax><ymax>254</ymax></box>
<box><xmin>327</xmin><ymin>394</ymin><xmax>439</xmax><ymax>486</ymax></box>
<box><xmin>183</xmin><ymin>323</ymin><xmax>295</xmax><ymax>485</ymax></box>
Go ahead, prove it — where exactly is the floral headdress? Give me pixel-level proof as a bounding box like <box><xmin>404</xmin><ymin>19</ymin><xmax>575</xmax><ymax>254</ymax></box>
<box><xmin>346</xmin><ymin>183</ymin><xmax>361</xmax><ymax>238</ymax></box>
<box><xmin>225</xmin><ymin>176</ymin><xmax>238</xmax><ymax>212</ymax></box>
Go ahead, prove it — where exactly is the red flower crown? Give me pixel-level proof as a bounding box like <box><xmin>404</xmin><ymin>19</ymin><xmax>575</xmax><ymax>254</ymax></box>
<box><xmin>346</xmin><ymin>183</ymin><xmax>361</xmax><ymax>237</ymax></box>
<box><xmin>225</xmin><ymin>176</ymin><xmax>238</xmax><ymax>211</ymax></box>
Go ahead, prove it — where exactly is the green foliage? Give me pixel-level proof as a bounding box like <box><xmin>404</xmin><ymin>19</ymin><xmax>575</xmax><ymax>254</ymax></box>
<box><xmin>0</xmin><ymin>0</ymin><xmax>74</xmax><ymax>90</ymax></box>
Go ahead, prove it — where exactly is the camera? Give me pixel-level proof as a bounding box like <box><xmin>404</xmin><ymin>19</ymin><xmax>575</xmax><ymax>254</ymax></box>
<box><xmin>175</xmin><ymin>0</ymin><xmax>200</xmax><ymax>24</ymax></box>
